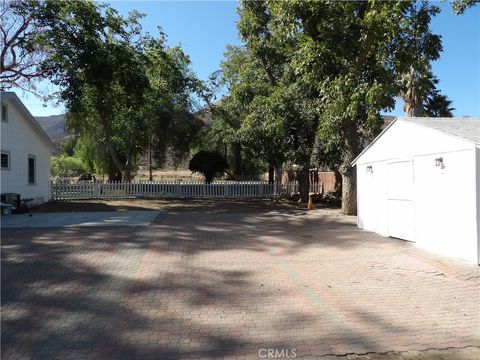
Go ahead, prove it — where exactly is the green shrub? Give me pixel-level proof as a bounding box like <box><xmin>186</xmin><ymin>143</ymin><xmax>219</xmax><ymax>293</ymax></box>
<box><xmin>51</xmin><ymin>156</ymin><xmax>87</xmax><ymax>178</ymax></box>
<box><xmin>188</xmin><ymin>150</ymin><xmax>229</xmax><ymax>183</ymax></box>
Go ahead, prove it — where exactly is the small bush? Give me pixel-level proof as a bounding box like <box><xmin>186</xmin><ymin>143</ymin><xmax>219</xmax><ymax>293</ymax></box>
<box><xmin>51</xmin><ymin>156</ymin><xmax>87</xmax><ymax>178</ymax></box>
<box><xmin>188</xmin><ymin>150</ymin><xmax>229</xmax><ymax>183</ymax></box>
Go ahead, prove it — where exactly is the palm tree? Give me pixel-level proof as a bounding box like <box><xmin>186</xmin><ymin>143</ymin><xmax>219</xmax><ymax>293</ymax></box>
<box><xmin>400</xmin><ymin>66</ymin><xmax>437</xmax><ymax>117</ymax></box>
<box><xmin>424</xmin><ymin>91</ymin><xmax>455</xmax><ymax>117</ymax></box>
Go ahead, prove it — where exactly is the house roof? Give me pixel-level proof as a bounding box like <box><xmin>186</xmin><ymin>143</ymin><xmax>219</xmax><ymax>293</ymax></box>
<box><xmin>1</xmin><ymin>91</ymin><xmax>57</xmax><ymax>152</ymax></box>
<box><xmin>352</xmin><ymin>117</ymin><xmax>480</xmax><ymax>165</ymax></box>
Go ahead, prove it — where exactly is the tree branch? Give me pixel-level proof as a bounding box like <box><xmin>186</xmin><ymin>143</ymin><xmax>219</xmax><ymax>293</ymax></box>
<box><xmin>260</xmin><ymin>56</ymin><xmax>276</xmax><ymax>86</ymax></box>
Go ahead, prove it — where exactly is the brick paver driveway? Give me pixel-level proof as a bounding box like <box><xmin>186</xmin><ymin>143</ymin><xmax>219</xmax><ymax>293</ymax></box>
<box><xmin>2</xmin><ymin>204</ymin><xmax>479</xmax><ymax>359</ymax></box>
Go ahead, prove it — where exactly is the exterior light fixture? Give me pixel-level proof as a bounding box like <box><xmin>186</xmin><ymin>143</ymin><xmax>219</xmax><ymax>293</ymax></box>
<box><xmin>366</xmin><ymin>165</ymin><xmax>373</xmax><ymax>173</ymax></box>
<box><xmin>434</xmin><ymin>157</ymin><xmax>443</xmax><ymax>167</ymax></box>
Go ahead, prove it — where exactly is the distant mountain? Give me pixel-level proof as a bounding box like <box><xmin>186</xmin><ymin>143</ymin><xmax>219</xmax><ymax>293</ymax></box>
<box><xmin>35</xmin><ymin>114</ymin><xmax>69</xmax><ymax>141</ymax></box>
<box><xmin>194</xmin><ymin>99</ymin><xmax>223</xmax><ymax>126</ymax></box>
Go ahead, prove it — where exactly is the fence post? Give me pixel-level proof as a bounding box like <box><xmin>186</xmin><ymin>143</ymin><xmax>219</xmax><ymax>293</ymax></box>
<box><xmin>174</xmin><ymin>181</ymin><xmax>181</xmax><ymax>198</ymax></box>
<box><xmin>259</xmin><ymin>182</ymin><xmax>264</xmax><ymax>198</ymax></box>
<box><xmin>94</xmin><ymin>183</ymin><xmax>100</xmax><ymax>198</ymax></box>
<box><xmin>224</xmin><ymin>182</ymin><xmax>229</xmax><ymax>198</ymax></box>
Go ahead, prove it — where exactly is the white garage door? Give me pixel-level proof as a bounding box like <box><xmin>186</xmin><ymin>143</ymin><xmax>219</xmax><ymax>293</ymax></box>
<box><xmin>387</xmin><ymin>160</ymin><xmax>415</xmax><ymax>241</ymax></box>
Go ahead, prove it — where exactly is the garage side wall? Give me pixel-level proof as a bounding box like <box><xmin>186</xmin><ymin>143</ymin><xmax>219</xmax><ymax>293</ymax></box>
<box><xmin>413</xmin><ymin>148</ymin><xmax>477</xmax><ymax>264</ymax></box>
<box><xmin>357</xmin><ymin>162</ymin><xmax>388</xmax><ymax>236</ymax></box>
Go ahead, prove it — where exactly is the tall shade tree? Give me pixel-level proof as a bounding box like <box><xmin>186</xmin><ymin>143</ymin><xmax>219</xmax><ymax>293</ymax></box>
<box><xmin>213</xmin><ymin>44</ymin><xmax>285</xmax><ymax>183</ymax></box>
<box><xmin>217</xmin><ymin>1</ymin><xmax>318</xmax><ymax>201</ymax></box>
<box><xmin>25</xmin><ymin>0</ymin><xmax>205</xmax><ymax>181</ymax></box>
<box><xmin>28</xmin><ymin>0</ymin><xmax>151</xmax><ymax>180</ymax></box>
<box><xmin>144</xmin><ymin>35</ymin><xmax>208</xmax><ymax>169</ymax></box>
<box><xmin>263</xmin><ymin>0</ymin><xmax>445</xmax><ymax>214</ymax></box>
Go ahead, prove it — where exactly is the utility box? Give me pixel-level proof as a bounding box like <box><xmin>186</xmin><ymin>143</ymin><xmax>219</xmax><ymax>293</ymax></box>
<box><xmin>1</xmin><ymin>193</ymin><xmax>20</xmax><ymax>211</ymax></box>
<box><xmin>1</xmin><ymin>203</ymin><xmax>12</xmax><ymax>215</ymax></box>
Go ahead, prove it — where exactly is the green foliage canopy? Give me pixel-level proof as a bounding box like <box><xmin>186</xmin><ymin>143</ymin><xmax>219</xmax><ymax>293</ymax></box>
<box><xmin>224</xmin><ymin>0</ymin><xmax>447</xmax><ymax>212</ymax></box>
<box><xmin>20</xmin><ymin>0</ymin><xmax>206</xmax><ymax>181</ymax></box>
<box><xmin>51</xmin><ymin>155</ymin><xmax>87</xmax><ymax>178</ymax></box>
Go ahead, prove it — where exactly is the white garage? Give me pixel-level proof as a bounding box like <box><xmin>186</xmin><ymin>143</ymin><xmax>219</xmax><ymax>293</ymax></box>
<box><xmin>352</xmin><ymin>117</ymin><xmax>480</xmax><ymax>265</ymax></box>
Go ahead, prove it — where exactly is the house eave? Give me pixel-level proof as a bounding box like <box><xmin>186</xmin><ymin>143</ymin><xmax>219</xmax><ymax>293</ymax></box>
<box><xmin>1</xmin><ymin>92</ymin><xmax>57</xmax><ymax>153</ymax></box>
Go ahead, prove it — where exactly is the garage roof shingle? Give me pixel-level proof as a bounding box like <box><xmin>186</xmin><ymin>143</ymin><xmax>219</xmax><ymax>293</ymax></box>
<box><xmin>400</xmin><ymin>117</ymin><xmax>480</xmax><ymax>144</ymax></box>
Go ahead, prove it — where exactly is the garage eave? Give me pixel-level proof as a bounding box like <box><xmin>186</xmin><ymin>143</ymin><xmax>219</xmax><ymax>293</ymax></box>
<box><xmin>350</xmin><ymin>117</ymin><xmax>399</xmax><ymax>167</ymax></box>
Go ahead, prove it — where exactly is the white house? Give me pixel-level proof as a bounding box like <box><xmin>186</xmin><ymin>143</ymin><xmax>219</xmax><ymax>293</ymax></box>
<box><xmin>352</xmin><ymin>117</ymin><xmax>480</xmax><ymax>265</ymax></box>
<box><xmin>1</xmin><ymin>92</ymin><xmax>56</xmax><ymax>205</ymax></box>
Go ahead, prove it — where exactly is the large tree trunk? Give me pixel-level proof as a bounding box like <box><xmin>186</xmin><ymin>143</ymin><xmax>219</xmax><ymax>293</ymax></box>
<box><xmin>299</xmin><ymin>115</ymin><xmax>318</xmax><ymax>203</ymax></box>
<box><xmin>107</xmin><ymin>158</ymin><xmax>122</xmax><ymax>181</ymax></box>
<box><xmin>334</xmin><ymin>169</ymin><xmax>342</xmax><ymax>196</ymax></box>
<box><xmin>123</xmin><ymin>167</ymin><xmax>132</xmax><ymax>182</ymax></box>
<box><xmin>232</xmin><ymin>142</ymin><xmax>242</xmax><ymax>176</ymax></box>
<box><xmin>339</xmin><ymin>164</ymin><xmax>357</xmax><ymax>215</ymax></box>
<box><xmin>149</xmin><ymin>135</ymin><xmax>153</xmax><ymax>181</ymax></box>
<box><xmin>268</xmin><ymin>164</ymin><xmax>274</xmax><ymax>184</ymax></box>
<box><xmin>339</xmin><ymin>118</ymin><xmax>361</xmax><ymax>215</ymax></box>
<box><xmin>404</xmin><ymin>100</ymin><xmax>425</xmax><ymax>117</ymax></box>
<box><xmin>298</xmin><ymin>167</ymin><xmax>310</xmax><ymax>203</ymax></box>
<box><xmin>123</xmin><ymin>140</ymin><xmax>134</xmax><ymax>182</ymax></box>
<box><xmin>274</xmin><ymin>165</ymin><xmax>283</xmax><ymax>196</ymax></box>
<box><xmin>100</xmin><ymin>116</ymin><xmax>126</xmax><ymax>180</ymax></box>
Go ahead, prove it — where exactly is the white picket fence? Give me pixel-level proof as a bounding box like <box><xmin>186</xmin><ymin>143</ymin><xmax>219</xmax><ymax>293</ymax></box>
<box><xmin>50</xmin><ymin>180</ymin><xmax>324</xmax><ymax>201</ymax></box>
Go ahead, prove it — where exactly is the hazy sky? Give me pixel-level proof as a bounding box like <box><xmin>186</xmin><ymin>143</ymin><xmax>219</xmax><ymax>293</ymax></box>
<box><xmin>18</xmin><ymin>0</ymin><xmax>480</xmax><ymax>118</ymax></box>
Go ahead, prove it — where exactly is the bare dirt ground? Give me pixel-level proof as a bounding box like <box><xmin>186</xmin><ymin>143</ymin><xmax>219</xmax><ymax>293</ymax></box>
<box><xmin>32</xmin><ymin>198</ymin><xmax>312</xmax><ymax>214</ymax></box>
<box><xmin>134</xmin><ymin>169</ymin><xmax>205</xmax><ymax>182</ymax></box>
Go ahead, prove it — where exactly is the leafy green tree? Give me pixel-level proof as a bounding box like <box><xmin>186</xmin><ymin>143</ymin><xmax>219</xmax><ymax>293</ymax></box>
<box><xmin>60</xmin><ymin>137</ymin><xmax>77</xmax><ymax>157</ymax></box>
<box><xmin>144</xmin><ymin>36</ymin><xmax>208</xmax><ymax>169</ymax></box>
<box><xmin>21</xmin><ymin>0</ymin><xmax>205</xmax><ymax>181</ymax></box>
<box><xmin>73</xmin><ymin>132</ymin><xmax>121</xmax><ymax>180</ymax></box>
<box><xmin>217</xmin><ymin>2</ymin><xmax>318</xmax><ymax>201</ymax></box>
<box><xmin>188</xmin><ymin>150</ymin><xmax>229</xmax><ymax>183</ymax></box>
<box><xmin>28</xmin><ymin>0</ymin><xmax>150</xmax><ymax>180</ymax></box>
<box><xmin>452</xmin><ymin>0</ymin><xmax>479</xmax><ymax>14</ymax></box>
<box><xmin>51</xmin><ymin>155</ymin><xmax>87</xmax><ymax>178</ymax></box>
<box><xmin>202</xmin><ymin>46</ymin><xmax>270</xmax><ymax>180</ymax></box>
<box><xmin>264</xmin><ymin>1</ymin><xmax>446</xmax><ymax>214</ymax></box>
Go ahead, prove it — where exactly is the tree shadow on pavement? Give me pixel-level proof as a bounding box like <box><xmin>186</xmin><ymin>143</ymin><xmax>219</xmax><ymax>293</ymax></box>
<box><xmin>2</xmin><ymin>207</ymin><xmax>474</xmax><ymax>359</ymax></box>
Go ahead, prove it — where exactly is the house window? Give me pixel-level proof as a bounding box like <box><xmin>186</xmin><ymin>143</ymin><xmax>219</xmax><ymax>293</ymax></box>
<box><xmin>1</xmin><ymin>103</ymin><xmax>7</xmax><ymax>122</ymax></box>
<box><xmin>1</xmin><ymin>151</ymin><xmax>10</xmax><ymax>169</ymax></box>
<box><xmin>28</xmin><ymin>155</ymin><xmax>36</xmax><ymax>184</ymax></box>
